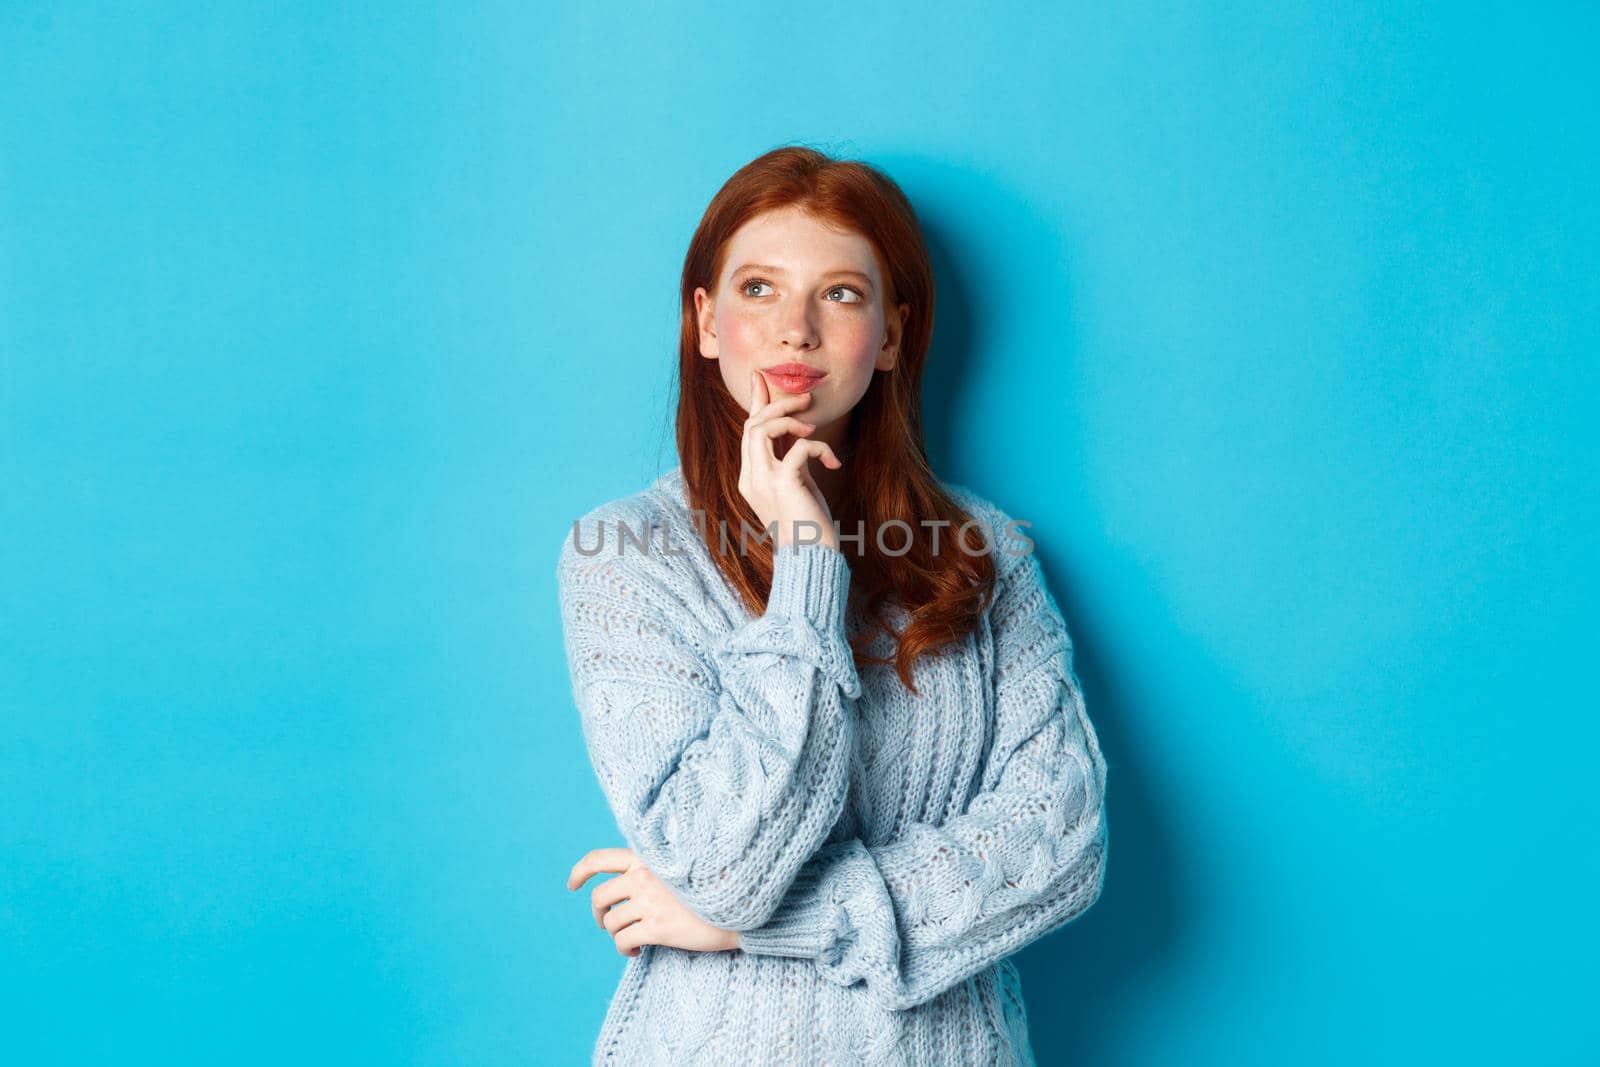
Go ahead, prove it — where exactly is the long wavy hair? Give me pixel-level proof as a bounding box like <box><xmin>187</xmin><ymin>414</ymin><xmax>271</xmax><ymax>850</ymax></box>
<box><xmin>675</xmin><ymin>145</ymin><xmax>997</xmax><ymax>695</ymax></box>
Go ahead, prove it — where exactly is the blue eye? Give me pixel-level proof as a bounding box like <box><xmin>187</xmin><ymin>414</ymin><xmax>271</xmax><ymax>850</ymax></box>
<box><xmin>738</xmin><ymin>279</ymin><xmax>864</xmax><ymax>303</ymax></box>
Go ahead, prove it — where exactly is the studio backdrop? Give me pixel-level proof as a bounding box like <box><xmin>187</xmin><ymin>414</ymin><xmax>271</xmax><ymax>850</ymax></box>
<box><xmin>2</xmin><ymin>3</ymin><xmax>1593</xmax><ymax>1064</ymax></box>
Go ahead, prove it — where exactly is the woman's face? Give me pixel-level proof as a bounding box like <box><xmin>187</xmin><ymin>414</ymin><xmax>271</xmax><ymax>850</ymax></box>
<box><xmin>694</xmin><ymin>206</ymin><xmax>909</xmax><ymax>452</ymax></box>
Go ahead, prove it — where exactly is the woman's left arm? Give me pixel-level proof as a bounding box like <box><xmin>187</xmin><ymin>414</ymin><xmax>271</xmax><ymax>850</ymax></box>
<box><xmin>734</xmin><ymin>547</ymin><xmax>1110</xmax><ymax>1012</ymax></box>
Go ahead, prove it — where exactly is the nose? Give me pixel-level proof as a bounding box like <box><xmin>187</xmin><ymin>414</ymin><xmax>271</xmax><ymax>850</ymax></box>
<box><xmin>777</xmin><ymin>297</ymin><xmax>819</xmax><ymax>349</ymax></box>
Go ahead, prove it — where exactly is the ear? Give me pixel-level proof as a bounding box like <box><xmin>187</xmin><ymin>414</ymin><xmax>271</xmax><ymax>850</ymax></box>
<box><xmin>694</xmin><ymin>287</ymin><xmax>719</xmax><ymax>359</ymax></box>
<box><xmin>876</xmin><ymin>301</ymin><xmax>909</xmax><ymax>372</ymax></box>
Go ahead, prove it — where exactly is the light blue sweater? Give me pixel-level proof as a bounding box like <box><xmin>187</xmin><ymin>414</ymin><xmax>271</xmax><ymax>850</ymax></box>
<box><xmin>557</xmin><ymin>467</ymin><xmax>1109</xmax><ymax>1065</ymax></box>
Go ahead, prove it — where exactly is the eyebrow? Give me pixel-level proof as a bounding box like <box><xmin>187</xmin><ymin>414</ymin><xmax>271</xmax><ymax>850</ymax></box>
<box><xmin>730</xmin><ymin>263</ymin><xmax>874</xmax><ymax>287</ymax></box>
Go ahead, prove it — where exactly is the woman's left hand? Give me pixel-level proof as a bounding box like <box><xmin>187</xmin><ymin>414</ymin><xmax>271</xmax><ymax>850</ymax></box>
<box><xmin>567</xmin><ymin>847</ymin><xmax>741</xmax><ymax>957</ymax></box>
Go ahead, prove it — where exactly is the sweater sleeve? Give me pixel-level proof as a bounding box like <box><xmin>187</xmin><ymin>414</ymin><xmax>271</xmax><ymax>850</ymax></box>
<box><xmin>733</xmin><ymin>546</ymin><xmax>1109</xmax><ymax>1011</ymax></box>
<box><xmin>557</xmin><ymin>507</ymin><xmax>862</xmax><ymax>931</ymax></box>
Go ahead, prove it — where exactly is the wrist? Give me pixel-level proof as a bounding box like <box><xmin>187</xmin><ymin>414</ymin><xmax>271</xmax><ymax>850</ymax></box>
<box><xmin>774</xmin><ymin>518</ymin><xmax>837</xmax><ymax>551</ymax></box>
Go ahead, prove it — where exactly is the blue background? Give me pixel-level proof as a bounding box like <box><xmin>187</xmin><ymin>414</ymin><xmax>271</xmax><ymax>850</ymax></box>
<box><xmin>3</xmin><ymin>2</ymin><xmax>1594</xmax><ymax>1063</ymax></box>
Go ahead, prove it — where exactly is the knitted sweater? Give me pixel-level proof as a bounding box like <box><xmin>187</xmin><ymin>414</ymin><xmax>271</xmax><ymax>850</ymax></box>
<box><xmin>557</xmin><ymin>466</ymin><xmax>1109</xmax><ymax>1066</ymax></box>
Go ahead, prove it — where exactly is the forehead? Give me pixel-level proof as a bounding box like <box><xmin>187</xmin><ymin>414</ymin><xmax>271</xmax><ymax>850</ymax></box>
<box><xmin>721</xmin><ymin>207</ymin><xmax>881</xmax><ymax>280</ymax></box>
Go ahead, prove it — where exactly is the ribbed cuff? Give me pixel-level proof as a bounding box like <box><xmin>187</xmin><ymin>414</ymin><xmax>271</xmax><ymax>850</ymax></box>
<box><xmin>766</xmin><ymin>542</ymin><xmax>851</xmax><ymax>633</ymax></box>
<box><xmin>737</xmin><ymin>864</ymin><xmax>843</xmax><ymax>959</ymax></box>
<box><xmin>736</xmin><ymin>895</ymin><xmax>838</xmax><ymax>959</ymax></box>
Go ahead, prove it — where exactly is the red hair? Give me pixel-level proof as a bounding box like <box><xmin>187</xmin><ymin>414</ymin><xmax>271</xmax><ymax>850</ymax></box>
<box><xmin>675</xmin><ymin>145</ymin><xmax>997</xmax><ymax>695</ymax></box>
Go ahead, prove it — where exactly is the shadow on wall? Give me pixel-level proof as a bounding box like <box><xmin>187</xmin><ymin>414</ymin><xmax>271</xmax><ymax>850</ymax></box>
<box><xmin>912</xmin><ymin>164</ymin><xmax>1191</xmax><ymax>1064</ymax></box>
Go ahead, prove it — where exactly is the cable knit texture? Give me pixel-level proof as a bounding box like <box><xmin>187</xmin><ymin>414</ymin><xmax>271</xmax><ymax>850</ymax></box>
<box><xmin>557</xmin><ymin>467</ymin><xmax>1109</xmax><ymax>1066</ymax></box>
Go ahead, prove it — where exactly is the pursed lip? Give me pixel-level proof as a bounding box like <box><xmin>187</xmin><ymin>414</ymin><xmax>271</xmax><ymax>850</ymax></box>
<box><xmin>763</xmin><ymin>362</ymin><xmax>827</xmax><ymax>379</ymax></box>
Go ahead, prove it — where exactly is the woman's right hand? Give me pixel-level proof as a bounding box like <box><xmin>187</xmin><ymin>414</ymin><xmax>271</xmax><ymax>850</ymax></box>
<box><xmin>739</xmin><ymin>370</ymin><xmax>843</xmax><ymax>551</ymax></box>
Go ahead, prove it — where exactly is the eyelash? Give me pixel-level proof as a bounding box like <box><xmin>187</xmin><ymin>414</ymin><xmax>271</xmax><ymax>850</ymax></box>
<box><xmin>739</xmin><ymin>278</ymin><xmax>864</xmax><ymax>303</ymax></box>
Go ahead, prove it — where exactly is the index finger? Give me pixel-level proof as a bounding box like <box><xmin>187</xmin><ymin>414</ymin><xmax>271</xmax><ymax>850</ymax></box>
<box><xmin>566</xmin><ymin>846</ymin><xmax>637</xmax><ymax>890</ymax></box>
<box><xmin>748</xmin><ymin>370</ymin><xmax>768</xmax><ymax>416</ymax></box>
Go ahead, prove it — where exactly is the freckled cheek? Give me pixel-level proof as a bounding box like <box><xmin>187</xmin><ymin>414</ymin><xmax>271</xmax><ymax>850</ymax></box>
<box><xmin>833</xmin><ymin>322</ymin><xmax>882</xmax><ymax>362</ymax></box>
<box><xmin>833</xmin><ymin>333</ymin><xmax>881</xmax><ymax>383</ymax></box>
<box><xmin>720</xmin><ymin>314</ymin><xmax>765</xmax><ymax>358</ymax></box>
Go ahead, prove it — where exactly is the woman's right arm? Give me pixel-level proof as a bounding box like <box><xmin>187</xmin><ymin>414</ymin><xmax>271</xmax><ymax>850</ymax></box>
<box><xmin>557</xmin><ymin>510</ymin><xmax>861</xmax><ymax>932</ymax></box>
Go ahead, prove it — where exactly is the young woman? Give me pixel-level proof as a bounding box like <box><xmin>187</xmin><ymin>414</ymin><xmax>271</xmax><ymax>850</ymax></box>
<box><xmin>558</xmin><ymin>146</ymin><xmax>1109</xmax><ymax>1065</ymax></box>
